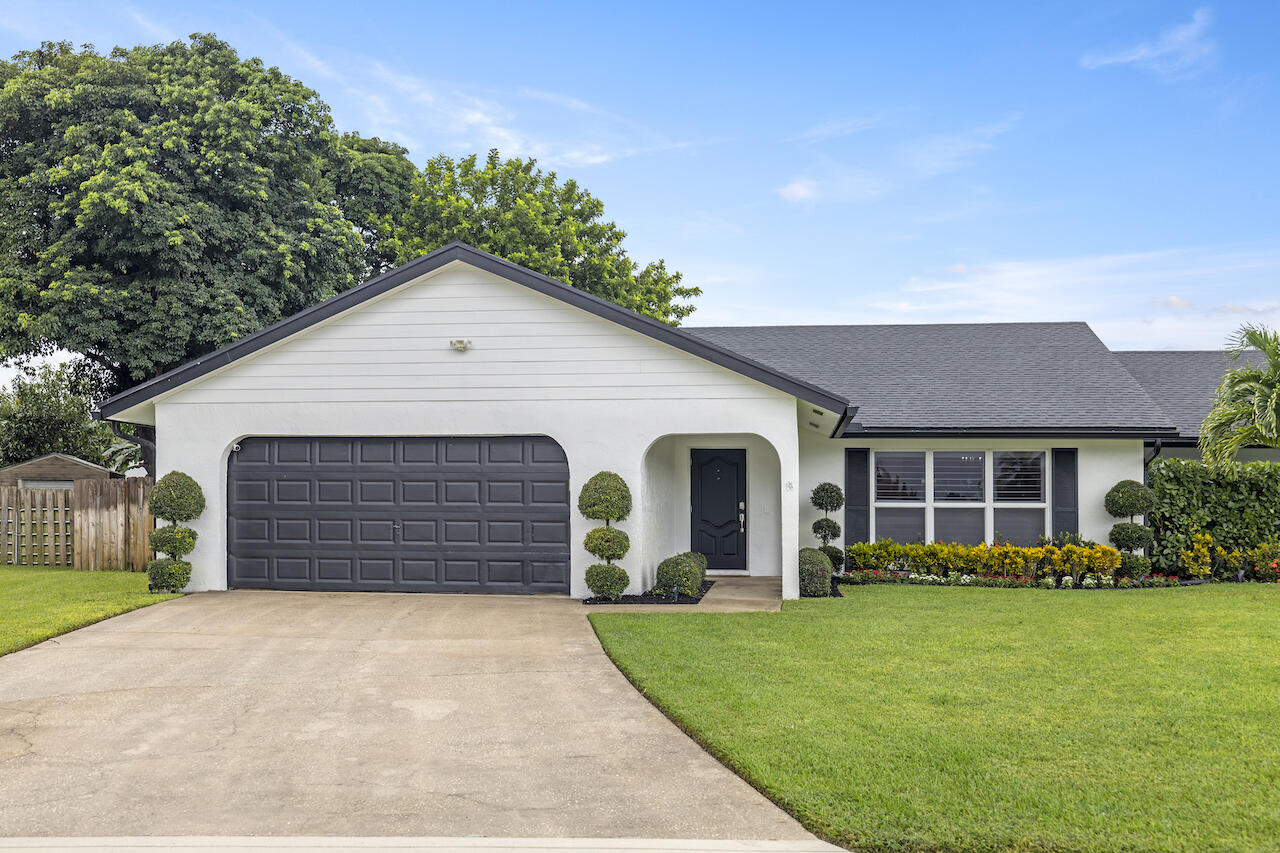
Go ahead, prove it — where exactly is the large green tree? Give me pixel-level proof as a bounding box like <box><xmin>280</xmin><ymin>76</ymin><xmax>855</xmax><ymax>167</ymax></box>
<box><xmin>0</xmin><ymin>364</ymin><xmax>114</xmax><ymax>467</ymax></box>
<box><xmin>329</xmin><ymin>132</ymin><xmax>418</xmax><ymax>278</ymax></box>
<box><xmin>394</xmin><ymin>150</ymin><xmax>700</xmax><ymax>324</ymax></box>
<box><xmin>1200</xmin><ymin>324</ymin><xmax>1280</xmax><ymax>465</ymax></box>
<box><xmin>0</xmin><ymin>36</ymin><xmax>363</xmax><ymax>395</ymax></box>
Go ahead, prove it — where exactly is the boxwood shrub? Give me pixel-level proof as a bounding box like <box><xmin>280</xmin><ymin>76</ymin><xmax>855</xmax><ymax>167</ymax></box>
<box><xmin>149</xmin><ymin>525</ymin><xmax>197</xmax><ymax>558</ymax></box>
<box><xmin>819</xmin><ymin>544</ymin><xmax>844</xmax><ymax>571</ymax></box>
<box><xmin>149</xmin><ymin>471</ymin><xmax>206</xmax><ymax>522</ymax></box>
<box><xmin>799</xmin><ymin>547</ymin><xmax>833</xmax><ymax>597</ymax></box>
<box><xmin>147</xmin><ymin>557</ymin><xmax>192</xmax><ymax>593</ymax></box>
<box><xmin>577</xmin><ymin>471</ymin><xmax>632</xmax><ymax>522</ymax></box>
<box><xmin>1148</xmin><ymin>458</ymin><xmax>1280</xmax><ymax>572</ymax></box>
<box><xmin>585</xmin><ymin>563</ymin><xmax>629</xmax><ymax>600</ymax></box>
<box><xmin>583</xmin><ymin>526</ymin><xmax>630</xmax><ymax>562</ymax></box>
<box><xmin>653</xmin><ymin>553</ymin><xmax>703</xmax><ymax>597</ymax></box>
<box><xmin>1109</xmin><ymin>522</ymin><xmax>1154</xmax><ymax>552</ymax></box>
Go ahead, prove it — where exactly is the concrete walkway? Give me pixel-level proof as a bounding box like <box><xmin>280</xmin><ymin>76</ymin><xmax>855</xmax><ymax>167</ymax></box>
<box><xmin>586</xmin><ymin>577</ymin><xmax>783</xmax><ymax>614</ymax></box>
<box><xmin>0</xmin><ymin>837</ymin><xmax>839</xmax><ymax>851</ymax></box>
<box><xmin>0</xmin><ymin>591</ymin><xmax>818</xmax><ymax>842</ymax></box>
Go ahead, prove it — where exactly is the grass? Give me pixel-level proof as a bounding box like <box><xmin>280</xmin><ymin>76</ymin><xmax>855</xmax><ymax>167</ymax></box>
<box><xmin>0</xmin><ymin>564</ymin><xmax>179</xmax><ymax>656</ymax></box>
<box><xmin>591</xmin><ymin>585</ymin><xmax>1280</xmax><ymax>852</ymax></box>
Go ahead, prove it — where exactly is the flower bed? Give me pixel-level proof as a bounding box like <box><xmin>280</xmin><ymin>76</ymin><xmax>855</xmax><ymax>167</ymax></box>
<box><xmin>843</xmin><ymin>539</ymin><xmax>1280</xmax><ymax>589</ymax></box>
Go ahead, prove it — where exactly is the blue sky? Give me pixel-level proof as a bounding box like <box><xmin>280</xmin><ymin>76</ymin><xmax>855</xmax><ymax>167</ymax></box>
<box><xmin>3</xmin><ymin>1</ymin><xmax>1279</xmax><ymax>350</ymax></box>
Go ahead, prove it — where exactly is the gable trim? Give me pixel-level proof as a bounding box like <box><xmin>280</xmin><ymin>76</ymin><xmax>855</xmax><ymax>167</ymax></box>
<box><xmin>97</xmin><ymin>243</ymin><xmax>849</xmax><ymax>418</ymax></box>
<box><xmin>0</xmin><ymin>452</ymin><xmax>111</xmax><ymax>474</ymax></box>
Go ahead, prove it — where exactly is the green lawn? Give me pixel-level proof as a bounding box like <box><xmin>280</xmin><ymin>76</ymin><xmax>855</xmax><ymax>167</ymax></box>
<box><xmin>591</xmin><ymin>585</ymin><xmax>1280</xmax><ymax>852</ymax></box>
<box><xmin>0</xmin><ymin>564</ymin><xmax>179</xmax><ymax>656</ymax></box>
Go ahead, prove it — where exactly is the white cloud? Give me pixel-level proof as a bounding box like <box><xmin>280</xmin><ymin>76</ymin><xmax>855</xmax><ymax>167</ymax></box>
<box><xmin>778</xmin><ymin>178</ymin><xmax>820</xmax><ymax>202</ymax></box>
<box><xmin>124</xmin><ymin>5</ymin><xmax>178</xmax><ymax>42</ymax></box>
<box><xmin>1080</xmin><ymin>8</ymin><xmax>1217</xmax><ymax>77</ymax></box>
<box><xmin>896</xmin><ymin>115</ymin><xmax>1019</xmax><ymax>178</ymax></box>
<box><xmin>784</xmin><ymin>115</ymin><xmax>883</xmax><ymax>144</ymax></box>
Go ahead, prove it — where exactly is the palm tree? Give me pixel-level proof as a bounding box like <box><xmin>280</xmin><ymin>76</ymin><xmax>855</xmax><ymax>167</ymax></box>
<box><xmin>1199</xmin><ymin>324</ymin><xmax>1280</xmax><ymax>466</ymax></box>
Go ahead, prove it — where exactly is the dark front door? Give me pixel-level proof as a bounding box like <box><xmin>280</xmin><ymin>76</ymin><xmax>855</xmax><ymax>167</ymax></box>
<box><xmin>690</xmin><ymin>449</ymin><xmax>747</xmax><ymax>570</ymax></box>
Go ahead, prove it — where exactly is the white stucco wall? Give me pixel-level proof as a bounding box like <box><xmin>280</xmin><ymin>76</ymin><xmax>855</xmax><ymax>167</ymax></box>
<box><xmin>797</xmin><ymin>429</ymin><xmax>1145</xmax><ymax>547</ymax></box>
<box><xmin>147</xmin><ymin>260</ymin><xmax>802</xmax><ymax>598</ymax></box>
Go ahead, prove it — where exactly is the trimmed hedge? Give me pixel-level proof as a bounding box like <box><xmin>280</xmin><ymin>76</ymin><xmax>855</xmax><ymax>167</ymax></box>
<box><xmin>584</xmin><ymin>526</ymin><xmax>630</xmax><ymax>562</ymax></box>
<box><xmin>819</xmin><ymin>544</ymin><xmax>844</xmax><ymax>571</ymax></box>
<box><xmin>149</xmin><ymin>525</ymin><xmax>196</xmax><ymax>558</ymax></box>
<box><xmin>1148</xmin><ymin>458</ymin><xmax>1280</xmax><ymax>572</ymax></box>
<box><xmin>585</xmin><ymin>563</ymin><xmax>629</xmax><ymax>600</ymax></box>
<box><xmin>149</xmin><ymin>471</ymin><xmax>206</xmax><ymax>522</ymax></box>
<box><xmin>577</xmin><ymin>471</ymin><xmax>632</xmax><ymax>522</ymax></box>
<box><xmin>1105</xmin><ymin>479</ymin><xmax>1154</xmax><ymax>520</ymax></box>
<box><xmin>147</xmin><ymin>557</ymin><xmax>192</xmax><ymax>593</ymax></box>
<box><xmin>653</xmin><ymin>553</ymin><xmax>704</xmax><ymax>597</ymax></box>
<box><xmin>847</xmin><ymin>539</ymin><xmax>1122</xmax><ymax>582</ymax></box>
<box><xmin>1109</xmin><ymin>522</ymin><xmax>1154</xmax><ymax>552</ymax></box>
<box><xmin>799</xmin><ymin>547</ymin><xmax>833</xmax><ymax>597</ymax></box>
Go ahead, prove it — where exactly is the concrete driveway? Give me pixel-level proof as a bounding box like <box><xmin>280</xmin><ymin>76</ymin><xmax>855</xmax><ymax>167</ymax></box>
<box><xmin>0</xmin><ymin>591</ymin><xmax>816</xmax><ymax>842</ymax></box>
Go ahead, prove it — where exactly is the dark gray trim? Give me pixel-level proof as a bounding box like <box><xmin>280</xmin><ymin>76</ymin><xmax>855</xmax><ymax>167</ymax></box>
<box><xmin>1050</xmin><ymin>448</ymin><xmax>1079</xmax><ymax>539</ymax></box>
<box><xmin>829</xmin><ymin>406</ymin><xmax>860</xmax><ymax>439</ymax></box>
<box><xmin>839</xmin><ymin>426</ymin><xmax>1179</xmax><ymax>439</ymax></box>
<box><xmin>844</xmin><ymin>448</ymin><xmax>870</xmax><ymax>544</ymax></box>
<box><xmin>99</xmin><ymin>242</ymin><xmax>848</xmax><ymax>418</ymax></box>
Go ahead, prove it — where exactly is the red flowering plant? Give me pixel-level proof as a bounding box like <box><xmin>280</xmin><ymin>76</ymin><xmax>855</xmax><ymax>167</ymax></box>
<box><xmin>1246</xmin><ymin>543</ymin><xmax>1280</xmax><ymax>582</ymax></box>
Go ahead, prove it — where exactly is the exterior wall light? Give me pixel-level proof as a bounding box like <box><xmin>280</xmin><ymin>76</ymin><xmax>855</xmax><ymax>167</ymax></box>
<box><xmin>450</xmin><ymin>339</ymin><xmax>473</xmax><ymax>352</ymax></box>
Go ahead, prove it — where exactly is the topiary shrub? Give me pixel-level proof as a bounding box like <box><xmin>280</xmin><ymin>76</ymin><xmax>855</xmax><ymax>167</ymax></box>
<box><xmin>146</xmin><ymin>470</ymin><xmax>205</xmax><ymax>594</ymax></box>
<box><xmin>1119</xmin><ymin>552</ymin><xmax>1152</xmax><ymax>579</ymax></box>
<box><xmin>799</xmin><ymin>547</ymin><xmax>833</xmax><ymax>597</ymax></box>
<box><xmin>1109</xmin><ymin>522</ymin><xmax>1154</xmax><ymax>552</ymax></box>
<box><xmin>672</xmin><ymin>551</ymin><xmax>708</xmax><ymax>587</ymax></box>
<box><xmin>1105</xmin><ymin>479</ymin><xmax>1154</xmax><ymax>521</ymax></box>
<box><xmin>584</xmin><ymin>526</ymin><xmax>630</xmax><ymax>562</ymax></box>
<box><xmin>653</xmin><ymin>553</ymin><xmax>703</xmax><ymax>597</ymax></box>
<box><xmin>149</xmin><ymin>525</ymin><xmax>196</xmax><ymax>558</ymax></box>
<box><xmin>820</xmin><ymin>544</ymin><xmax>844</xmax><ymax>571</ymax></box>
<box><xmin>577</xmin><ymin>471</ymin><xmax>632</xmax><ymax>523</ymax></box>
<box><xmin>810</xmin><ymin>481</ymin><xmax>845</xmax><ymax>549</ymax></box>
<box><xmin>147</xmin><ymin>557</ymin><xmax>192</xmax><ymax>593</ymax></box>
<box><xmin>585</xmin><ymin>563</ymin><xmax>629</xmax><ymax>600</ymax></box>
<box><xmin>149</xmin><ymin>471</ymin><xmax>206</xmax><ymax>522</ymax></box>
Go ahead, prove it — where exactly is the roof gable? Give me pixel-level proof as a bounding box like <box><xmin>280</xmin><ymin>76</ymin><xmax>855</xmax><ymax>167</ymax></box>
<box><xmin>687</xmin><ymin>322</ymin><xmax>1177</xmax><ymax>436</ymax></box>
<box><xmin>98</xmin><ymin>243</ymin><xmax>847</xmax><ymax>419</ymax></box>
<box><xmin>0</xmin><ymin>452</ymin><xmax>110</xmax><ymax>475</ymax></box>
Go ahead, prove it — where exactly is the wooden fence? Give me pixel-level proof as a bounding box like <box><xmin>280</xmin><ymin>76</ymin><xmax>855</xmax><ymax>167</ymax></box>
<box><xmin>0</xmin><ymin>478</ymin><xmax>154</xmax><ymax>571</ymax></box>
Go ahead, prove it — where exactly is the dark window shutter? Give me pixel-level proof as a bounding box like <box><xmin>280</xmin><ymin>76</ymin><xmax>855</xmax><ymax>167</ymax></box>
<box><xmin>844</xmin><ymin>448</ymin><xmax>870</xmax><ymax>544</ymax></box>
<box><xmin>1051</xmin><ymin>448</ymin><xmax>1078</xmax><ymax>539</ymax></box>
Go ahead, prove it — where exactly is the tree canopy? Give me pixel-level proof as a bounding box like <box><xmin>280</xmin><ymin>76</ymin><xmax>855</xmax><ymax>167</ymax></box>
<box><xmin>1199</xmin><ymin>324</ymin><xmax>1280</xmax><ymax>466</ymax></box>
<box><xmin>0</xmin><ymin>364</ymin><xmax>114</xmax><ymax>467</ymax></box>
<box><xmin>0</xmin><ymin>35</ymin><xmax>697</xmax><ymax>399</ymax></box>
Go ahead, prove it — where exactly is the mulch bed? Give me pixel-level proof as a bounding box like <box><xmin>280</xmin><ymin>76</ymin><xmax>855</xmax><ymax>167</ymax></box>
<box><xmin>584</xmin><ymin>580</ymin><xmax>715</xmax><ymax>606</ymax></box>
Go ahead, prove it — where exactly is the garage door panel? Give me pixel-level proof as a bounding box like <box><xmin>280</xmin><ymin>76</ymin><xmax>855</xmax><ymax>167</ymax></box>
<box><xmin>228</xmin><ymin>436</ymin><xmax>570</xmax><ymax>594</ymax></box>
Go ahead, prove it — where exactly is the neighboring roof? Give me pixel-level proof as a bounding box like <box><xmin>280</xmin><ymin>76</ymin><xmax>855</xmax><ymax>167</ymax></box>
<box><xmin>0</xmin><ymin>452</ymin><xmax>111</xmax><ymax>475</ymax></box>
<box><xmin>1115</xmin><ymin>349</ymin><xmax>1262</xmax><ymax>439</ymax></box>
<box><xmin>97</xmin><ymin>242</ymin><xmax>849</xmax><ymax>418</ymax></box>
<box><xmin>686</xmin><ymin>322</ymin><xmax>1178</xmax><ymax>436</ymax></box>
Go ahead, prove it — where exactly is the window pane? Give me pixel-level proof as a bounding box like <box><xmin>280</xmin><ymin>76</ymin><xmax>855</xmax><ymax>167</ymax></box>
<box><xmin>994</xmin><ymin>508</ymin><xmax>1045</xmax><ymax>546</ymax></box>
<box><xmin>875</xmin><ymin>508</ymin><xmax>926</xmax><ymax>543</ymax></box>
<box><xmin>934</xmin><ymin>508</ymin><xmax>985</xmax><ymax>545</ymax></box>
<box><xmin>875</xmin><ymin>452</ymin><xmax>925</xmax><ymax>501</ymax></box>
<box><xmin>933</xmin><ymin>452</ymin><xmax>985</xmax><ymax>501</ymax></box>
<box><xmin>993</xmin><ymin>451</ymin><xmax>1044</xmax><ymax>502</ymax></box>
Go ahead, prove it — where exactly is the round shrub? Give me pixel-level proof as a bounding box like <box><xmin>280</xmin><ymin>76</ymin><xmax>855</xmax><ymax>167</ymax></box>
<box><xmin>149</xmin><ymin>471</ymin><xmax>206</xmax><ymax>523</ymax></box>
<box><xmin>147</xmin><ymin>557</ymin><xmax>192</xmax><ymax>593</ymax></box>
<box><xmin>820</xmin><ymin>544</ymin><xmax>844</xmax><ymax>571</ymax></box>
<box><xmin>1104</xmin><ymin>479</ymin><xmax>1154</xmax><ymax>520</ymax></box>
<box><xmin>583</xmin><ymin>526</ymin><xmax>630</xmax><ymax>562</ymax></box>
<box><xmin>1109</xmin><ymin>522</ymin><xmax>1154</xmax><ymax>552</ymax></box>
<box><xmin>799</xmin><ymin>547</ymin><xmax>833</xmax><ymax>597</ymax></box>
<box><xmin>150</xmin><ymin>525</ymin><xmax>197</xmax><ymax>558</ymax></box>
<box><xmin>1120</xmin><ymin>552</ymin><xmax>1152</xmax><ymax>579</ymax></box>
<box><xmin>673</xmin><ymin>551</ymin><xmax>708</xmax><ymax>587</ymax></box>
<box><xmin>585</xmin><ymin>563</ymin><xmax>629</xmax><ymax>600</ymax></box>
<box><xmin>577</xmin><ymin>471</ymin><xmax>632</xmax><ymax>522</ymax></box>
<box><xmin>812</xmin><ymin>517</ymin><xmax>841</xmax><ymax>546</ymax></box>
<box><xmin>653</xmin><ymin>554</ymin><xmax>702</xmax><ymax>597</ymax></box>
<box><xmin>810</xmin><ymin>482</ymin><xmax>845</xmax><ymax>514</ymax></box>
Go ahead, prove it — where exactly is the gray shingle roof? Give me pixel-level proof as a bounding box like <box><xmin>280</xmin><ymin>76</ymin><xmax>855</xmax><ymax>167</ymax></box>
<box><xmin>1114</xmin><ymin>350</ymin><xmax>1261</xmax><ymax>439</ymax></box>
<box><xmin>686</xmin><ymin>322</ymin><xmax>1176</xmax><ymax>434</ymax></box>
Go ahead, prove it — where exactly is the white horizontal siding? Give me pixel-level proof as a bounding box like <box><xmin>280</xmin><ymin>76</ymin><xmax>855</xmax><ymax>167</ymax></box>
<box><xmin>167</xmin><ymin>262</ymin><xmax>778</xmax><ymax>405</ymax></box>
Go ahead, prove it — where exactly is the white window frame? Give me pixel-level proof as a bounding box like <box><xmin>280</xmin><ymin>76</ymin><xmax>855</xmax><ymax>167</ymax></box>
<box><xmin>869</xmin><ymin>449</ymin><xmax>1050</xmax><ymax>544</ymax></box>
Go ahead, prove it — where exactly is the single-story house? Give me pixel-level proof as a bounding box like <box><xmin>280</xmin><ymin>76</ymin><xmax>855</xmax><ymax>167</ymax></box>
<box><xmin>96</xmin><ymin>243</ymin><xmax>1273</xmax><ymax>598</ymax></box>
<box><xmin>0</xmin><ymin>453</ymin><xmax>115</xmax><ymax>489</ymax></box>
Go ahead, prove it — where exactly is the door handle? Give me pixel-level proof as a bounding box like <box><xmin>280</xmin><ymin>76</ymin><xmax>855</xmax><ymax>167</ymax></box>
<box><xmin>738</xmin><ymin>512</ymin><xmax>745</xmax><ymax>533</ymax></box>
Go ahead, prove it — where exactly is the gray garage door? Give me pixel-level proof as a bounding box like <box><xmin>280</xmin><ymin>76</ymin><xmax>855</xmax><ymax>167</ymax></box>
<box><xmin>227</xmin><ymin>436</ymin><xmax>571</xmax><ymax>593</ymax></box>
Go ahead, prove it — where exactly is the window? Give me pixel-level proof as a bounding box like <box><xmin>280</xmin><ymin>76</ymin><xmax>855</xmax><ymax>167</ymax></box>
<box><xmin>18</xmin><ymin>479</ymin><xmax>74</xmax><ymax>490</ymax></box>
<box><xmin>870</xmin><ymin>449</ymin><xmax>1047</xmax><ymax>545</ymax></box>
<box><xmin>875</xmin><ymin>452</ymin><xmax>924</xmax><ymax>501</ymax></box>
<box><xmin>933</xmin><ymin>452</ymin><xmax>984</xmax><ymax>501</ymax></box>
<box><xmin>993</xmin><ymin>451</ymin><xmax>1044</xmax><ymax>502</ymax></box>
